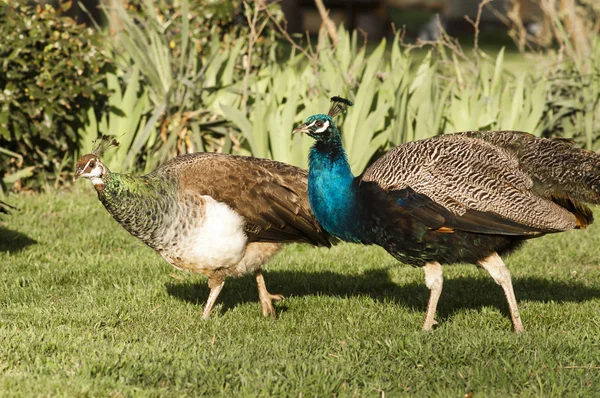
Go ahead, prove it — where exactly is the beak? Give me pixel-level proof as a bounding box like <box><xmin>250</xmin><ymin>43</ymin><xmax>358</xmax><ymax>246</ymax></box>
<box><xmin>293</xmin><ymin>123</ymin><xmax>310</xmax><ymax>135</ymax></box>
<box><xmin>73</xmin><ymin>169</ymin><xmax>81</xmax><ymax>182</ymax></box>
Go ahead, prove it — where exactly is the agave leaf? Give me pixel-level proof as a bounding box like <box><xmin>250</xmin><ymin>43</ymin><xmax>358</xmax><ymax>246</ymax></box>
<box><xmin>178</xmin><ymin>0</ymin><xmax>189</xmax><ymax>79</ymax></box>
<box><xmin>3</xmin><ymin>166</ymin><xmax>35</xmax><ymax>185</ymax></box>
<box><xmin>507</xmin><ymin>73</ymin><xmax>525</xmax><ymax>129</ymax></box>
<box><xmin>252</xmin><ymin>93</ymin><xmax>273</xmax><ymax>159</ymax></box>
<box><xmin>362</xmin><ymin>38</ymin><xmax>385</xmax><ymax>88</ymax></box>
<box><xmin>491</xmin><ymin>47</ymin><xmax>505</xmax><ymax>98</ymax></box>
<box><xmin>220</xmin><ymin>103</ymin><xmax>254</xmax><ymax>152</ymax></box>
<box><xmin>222</xmin><ymin>39</ymin><xmax>245</xmax><ymax>85</ymax></box>
<box><xmin>78</xmin><ymin>106</ymin><xmax>98</xmax><ymax>156</ymax></box>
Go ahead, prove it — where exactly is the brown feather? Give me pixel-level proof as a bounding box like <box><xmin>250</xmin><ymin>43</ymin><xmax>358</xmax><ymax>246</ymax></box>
<box><xmin>152</xmin><ymin>153</ymin><xmax>333</xmax><ymax>246</ymax></box>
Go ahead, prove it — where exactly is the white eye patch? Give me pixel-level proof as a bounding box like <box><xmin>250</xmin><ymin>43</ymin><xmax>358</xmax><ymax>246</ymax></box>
<box><xmin>314</xmin><ymin>120</ymin><xmax>329</xmax><ymax>133</ymax></box>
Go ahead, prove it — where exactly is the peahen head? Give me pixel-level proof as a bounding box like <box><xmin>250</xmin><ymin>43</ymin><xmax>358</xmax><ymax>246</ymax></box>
<box><xmin>293</xmin><ymin>96</ymin><xmax>353</xmax><ymax>142</ymax></box>
<box><xmin>74</xmin><ymin>135</ymin><xmax>119</xmax><ymax>186</ymax></box>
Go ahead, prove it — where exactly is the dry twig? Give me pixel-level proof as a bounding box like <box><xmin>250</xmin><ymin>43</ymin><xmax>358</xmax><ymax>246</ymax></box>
<box><xmin>241</xmin><ymin>0</ymin><xmax>269</xmax><ymax>115</ymax></box>
<box><xmin>314</xmin><ymin>0</ymin><xmax>338</xmax><ymax>46</ymax></box>
<box><xmin>464</xmin><ymin>0</ymin><xmax>493</xmax><ymax>69</ymax></box>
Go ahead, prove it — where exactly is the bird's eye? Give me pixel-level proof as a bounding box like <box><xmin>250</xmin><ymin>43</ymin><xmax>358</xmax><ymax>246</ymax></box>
<box><xmin>316</xmin><ymin>121</ymin><xmax>324</xmax><ymax>128</ymax></box>
<box><xmin>89</xmin><ymin>161</ymin><xmax>96</xmax><ymax>168</ymax></box>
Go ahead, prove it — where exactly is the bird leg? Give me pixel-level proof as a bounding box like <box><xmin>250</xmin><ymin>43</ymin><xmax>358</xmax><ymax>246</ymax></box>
<box><xmin>255</xmin><ymin>269</ymin><xmax>284</xmax><ymax>317</ymax></box>
<box><xmin>202</xmin><ymin>277</ymin><xmax>225</xmax><ymax>320</ymax></box>
<box><xmin>478</xmin><ymin>252</ymin><xmax>524</xmax><ymax>333</ymax></box>
<box><xmin>422</xmin><ymin>261</ymin><xmax>443</xmax><ymax>331</ymax></box>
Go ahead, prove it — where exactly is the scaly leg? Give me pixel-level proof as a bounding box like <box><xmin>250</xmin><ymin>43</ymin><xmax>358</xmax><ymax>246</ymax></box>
<box><xmin>255</xmin><ymin>269</ymin><xmax>284</xmax><ymax>317</ymax></box>
<box><xmin>479</xmin><ymin>252</ymin><xmax>524</xmax><ymax>333</ymax></box>
<box><xmin>422</xmin><ymin>261</ymin><xmax>443</xmax><ymax>331</ymax></box>
<box><xmin>202</xmin><ymin>278</ymin><xmax>225</xmax><ymax>319</ymax></box>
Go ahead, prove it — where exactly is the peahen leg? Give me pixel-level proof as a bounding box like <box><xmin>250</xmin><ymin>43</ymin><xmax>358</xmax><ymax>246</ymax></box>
<box><xmin>478</xmin><ymin>252</ymin><xmax>524</xmax><ymax>333</ymax></box>
<box><xmin>202</xmin><ymin>278</ymin><xmax>225</xmax><ymax>319</ymax></box>
<box><xmin>422</xmin><ymin>261</ymin><xmax>443</xmax><ymax>331</ymax></box>
<box><xmin>255</xmin><ymin>269</ymin><xmax>284</xmax><ymax>317</ymax></box>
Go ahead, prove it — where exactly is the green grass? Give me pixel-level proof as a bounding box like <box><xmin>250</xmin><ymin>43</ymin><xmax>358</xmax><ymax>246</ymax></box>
<box><xmin>2</xmin><ymin>189</ymin><xmax>600</xmax><ymax>396</ymax></box>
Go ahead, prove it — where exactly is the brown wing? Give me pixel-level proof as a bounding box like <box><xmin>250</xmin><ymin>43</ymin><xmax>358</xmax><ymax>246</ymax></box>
<box><xmin>362</xmin><ymin>184</ymin><xmax>552</xmax><ymax>236</ymax></box>
<box><xmin>361</xmin><ymin>133</ymin><xmax>580</xmax><ymax>235</ymax></box>
<box><xmin>154</xmin><ymin>153</ymin><xmax>333</xmax><ymax>246</ymax></box>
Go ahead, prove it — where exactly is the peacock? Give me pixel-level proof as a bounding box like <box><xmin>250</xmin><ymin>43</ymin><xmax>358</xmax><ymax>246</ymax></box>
<box><xmin>295</xmin><ymin>96</ymin><xmax>600</xmax><ymax>332</ymax></box>
<box><xmin>75</xmin><ymin>136</ymin><xmax>333</xmax><ymax>318</ymax></box>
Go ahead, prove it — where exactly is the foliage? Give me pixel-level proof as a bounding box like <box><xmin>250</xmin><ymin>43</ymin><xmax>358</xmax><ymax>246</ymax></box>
<box><xmin>78</xmin><ymin>0</ymin><xmax>284</xmax><ymax>174</ymax></box>
<box><xmin>223</xmin><ymin>25</ymin><xmax>549</xmax><ymax>174</ymax></box>
<box><xmin>542</xmin><ymin>40</ymin><xmax>600</xmax><ymax>150</ymax></box>
<box><xmin>222</xmin><ymin>27</ymin><xmax>447</xmax><ymax>173</ymax></box>
<box><xmin>5</xmin><ymin>0</ymin><xmax>600</xmax><ymax>191</ymax></box>
<box><xmin>2</xmin><ymin>190</ymin><xmax>600</xmax><ymax>395</ymax></box>
<box><xmin>444</xmin><ymin>48</ymin><xmax>546</xmax><ymax>135</ymax></box>
<box><xmin>0</xmin><ymin>2</ymin><xmax>112</xmax><ymax>191</ymax></box>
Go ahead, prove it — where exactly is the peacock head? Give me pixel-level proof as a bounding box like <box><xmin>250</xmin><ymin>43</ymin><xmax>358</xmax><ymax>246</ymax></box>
<box><xmin>293</xmin><ymin>114</ymin><xmax>336</xmax><ymax>139</ymax></box>
<box><xmin>74</xmin><ymin>135</ymin><xmax>119</xmax><ymax>185</ymax></box>
<box><xmin>293</xmin><ymin>96</ymin><xmax>353</xmax><ymax>141</ymax></box>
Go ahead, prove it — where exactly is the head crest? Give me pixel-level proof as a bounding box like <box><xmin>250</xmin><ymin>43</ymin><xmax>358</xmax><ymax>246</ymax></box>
<box><xmin>91</xmin><ymin>135</ymin><xmax>119</xmax><ymax>158</ymax></box>
<box><xmin>328</xmin><ymin>96</ymin><xmax>353</xmax><ymax>118</ymax></box>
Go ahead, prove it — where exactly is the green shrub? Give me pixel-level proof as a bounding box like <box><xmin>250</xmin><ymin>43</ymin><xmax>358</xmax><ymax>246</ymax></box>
<box><xmin>80</xmin><ymin>0</ymin><xmax>283</xmax><ymax>174</ymax></box>
<box><xmin>542</xmin><ymin>42</ymin><xmax>600</xmax><ymax>151</ymax></box>
<box><xmin>0</xmin><ymin>2</ymin><xmax>112</xmax><ymax>191</ymax></box>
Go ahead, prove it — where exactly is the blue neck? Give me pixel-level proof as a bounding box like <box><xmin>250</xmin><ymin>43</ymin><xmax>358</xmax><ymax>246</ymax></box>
<box><xmin>307</xmin><ymin>132</ymin><xmax>368</xmax><ymax>243</ymax></box>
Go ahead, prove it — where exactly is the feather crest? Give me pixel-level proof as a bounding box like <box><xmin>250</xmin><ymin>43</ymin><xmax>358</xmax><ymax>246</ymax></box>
<box><xmin>328</xmin><ymin>96</ymin><xmax>353</xmax><ymax>118</ymax></box>
<box><xmin>91</xmin><ymin>135</ymin><xmax>120</xmax><ymax>158</ymax></box>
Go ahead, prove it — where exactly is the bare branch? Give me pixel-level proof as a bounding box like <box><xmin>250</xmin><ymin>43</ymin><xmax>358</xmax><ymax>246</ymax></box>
<box><xmin>314</xmin><ymin>0</ymin><xmax>338</xmax><ymax>46</ymax></box>
<box><xmin>241</xmin><ymin>0</ymin><xmax>264</xmax><ymax>115</ymax></box>
<box><xmin>464</xmin><ymin>0</ymin><xmax>492</xmax><ymax>69</ymax></box>
<box><xmin>264</xmin><ymin>5</ymin><xmax>318</xmax><ymax>65</ymax></box>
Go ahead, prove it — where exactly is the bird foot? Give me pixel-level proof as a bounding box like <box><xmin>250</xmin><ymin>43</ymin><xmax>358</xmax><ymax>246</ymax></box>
<box><xmin>422</xmin><ymin>319</ymin><xmax>438</xmax><ymax>331</ymax></box>
<box><xmin>260</xmin><ymin>293</ymin><xmax>284</xmax><ymax>318</ymax></box>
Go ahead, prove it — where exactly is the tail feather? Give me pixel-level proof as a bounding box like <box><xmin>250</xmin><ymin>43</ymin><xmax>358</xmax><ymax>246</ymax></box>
<box><xmin>549</xmin><ymin>195</ymin><xmax>594</xmax><ymax>229</ymax></box>
<box><xmin>473</xmin><ymin>131</ymin><xmax>600</xmax><ymax>205</ymax></box>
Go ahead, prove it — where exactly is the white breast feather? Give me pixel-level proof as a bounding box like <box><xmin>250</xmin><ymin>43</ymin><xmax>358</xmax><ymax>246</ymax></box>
<box><xmin>178</xmin><ymin>196</ymin><xmax>248</xmax><ymax>271</ymax></box>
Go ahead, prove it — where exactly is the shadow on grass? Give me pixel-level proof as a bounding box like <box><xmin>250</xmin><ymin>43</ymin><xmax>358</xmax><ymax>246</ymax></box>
<box><xmin>0</xmin><ymin>226</ymin><xmax>36</xmax><ymax>253</ymax></box>
<box><xmin>165</xmin><ymin>268</ymin><xmax>600</xmax><ymax>321</ymax></box>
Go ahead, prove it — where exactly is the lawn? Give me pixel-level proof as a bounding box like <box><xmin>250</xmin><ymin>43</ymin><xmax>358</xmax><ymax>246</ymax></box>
<box><xmin>1</xmin><ymin>188</ymin><xmax>600</xmax><ymax>396</ymax></box>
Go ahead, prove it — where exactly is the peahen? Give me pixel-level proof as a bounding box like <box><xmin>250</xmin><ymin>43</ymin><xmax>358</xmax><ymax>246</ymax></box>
<box><xmin>75</xmin><ymin>136</ymin><xmax>333</xmax><ymax>318</ymax></box>
<box><xmin>295</xmin><ymin>96</ymin><xmax>600</xmax><ymax>332</ymax></box>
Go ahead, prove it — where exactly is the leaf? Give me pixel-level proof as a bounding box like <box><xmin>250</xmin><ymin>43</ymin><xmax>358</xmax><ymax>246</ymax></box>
<box><xmin>220</xmin><ymin>103</ymin><xmax>254</xmax><ymax>152</ymax></box>
<box><xmin>3</xmin><ymin>166</ymin><xmax>35</xmax><ymax>185</ymax></box>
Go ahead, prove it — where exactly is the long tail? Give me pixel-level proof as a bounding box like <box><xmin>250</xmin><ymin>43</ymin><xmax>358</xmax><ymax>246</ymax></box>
<box><xmin>468</xmin><ymin>131</ymin><xmax>600</xmax><ymax>228</ymax></box>
<box><xmin>474</xmin><ymin>131</ymin><xmax>600</xmax><ymax>204</ymax></box>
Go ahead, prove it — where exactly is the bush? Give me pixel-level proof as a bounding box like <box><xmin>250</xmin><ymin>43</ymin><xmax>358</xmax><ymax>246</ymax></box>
<box><xmin>79</xmin><ymin>0</ymin><xmax>284</xmax><ymax>174</ymax></box>
<box><xmin>0</xmin><ymin>2</ymin><xmax>112</xmax><ymax>191</ymax></box>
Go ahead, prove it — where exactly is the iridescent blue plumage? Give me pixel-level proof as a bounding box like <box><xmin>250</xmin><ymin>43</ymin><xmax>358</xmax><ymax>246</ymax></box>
<box><xmin>306</xmin><ymin>122</ymin><xmax>367</xmax><ymax>243</ymax></box>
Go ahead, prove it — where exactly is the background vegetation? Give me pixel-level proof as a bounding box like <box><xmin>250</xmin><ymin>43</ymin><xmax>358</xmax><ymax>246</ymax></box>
<box><xmin>1</xmin><ymin>0</ymin><xmax>599</xmax><ymax>190</ymax></box>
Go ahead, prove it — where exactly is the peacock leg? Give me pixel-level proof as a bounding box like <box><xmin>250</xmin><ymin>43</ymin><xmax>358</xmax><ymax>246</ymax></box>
<box><xmin>478</xmin><ymin>252</ymin><xmax>524</xmax><ymax>333</ymax></box>
<box><xmin>255</xmin><ymin>269</ymin><xmax>284</xmax><ymax>317</ymax></box>
<box><xmin>422</xmin><ymin>261</ymin><xmax>443</xmax><ymax>331</ymax></box>
<box><xmin>202</xmin><ymin>278</ymin><xmax>225</xmax><ymax>319</ymax></box>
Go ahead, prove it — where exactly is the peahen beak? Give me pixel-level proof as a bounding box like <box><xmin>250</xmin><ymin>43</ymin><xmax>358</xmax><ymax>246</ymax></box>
<box><xmin>73</xmin><ymin>168</ymin><xmax>82</xmax><ymax>182</ymax></box>
<box><xmin>292</xmin><ymin>123</ymin><xmax>309</xmax><ymax>135</ymax></box>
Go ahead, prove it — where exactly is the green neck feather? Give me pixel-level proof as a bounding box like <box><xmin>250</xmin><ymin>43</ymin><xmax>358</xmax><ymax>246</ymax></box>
<box><xmin>96</xmin><ymin>171</ymin><xmax>179</xmax><ymax>247</ymax></box>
